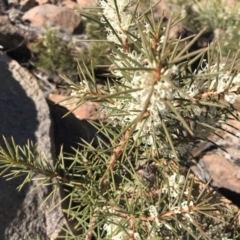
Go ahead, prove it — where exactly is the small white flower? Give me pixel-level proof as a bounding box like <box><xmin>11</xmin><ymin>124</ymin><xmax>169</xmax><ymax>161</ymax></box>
<box><xmin>159</xmin><ymin>35</ymin><xmax>165</xmax><ymax>44</ymax></box>
<box><xmin>224</xmin><ymin>92</ymin><xmax>238</xmax><ymax>103</ymax></box>
<box><xmin>149</xmin><ymin>205</ymin><xmax>158</xmax><ymax>217</ymax></box>
<box><xmin>144</xmin><ymin>22</ymin><xmax>151</xmax><ymax>34</ymax></box>
<box><xmin>171</xmin><ymin>65</ymin><xmax>179</xmax><ymax>75</ymax></box>
<box><xmin>167</xmin><ymin>173</ymin><xmax>185</xmax><ymax>198</ymax></box>
<box><xmin>99</xmin><ymin>0</ymin><xmax>133</xmax><ymax>44</ymax></box>
<box><xmin>102</xmin><ymin>208</ymin><xmax>141</xmax><ymax>239</ymax></box>
<box><xmin>171</xmin><ymin>200</ymin><xmax>193</xmax><ymax>215</ymax></box>
<box><xmin>188</xmin><ymin>62</ymin><xmax>240</xmax><ymax>98</ymax></box>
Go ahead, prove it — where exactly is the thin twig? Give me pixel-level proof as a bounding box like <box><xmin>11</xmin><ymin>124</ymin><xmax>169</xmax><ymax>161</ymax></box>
<box><xmin>85</xmin><ymin>207</ymin><xmax>100</xmax><ymax>240</ymax></box>
<box><xmin>101</xmin><ymin>130</ymin><xmax>130</xmax><ymax>193</ymax></box>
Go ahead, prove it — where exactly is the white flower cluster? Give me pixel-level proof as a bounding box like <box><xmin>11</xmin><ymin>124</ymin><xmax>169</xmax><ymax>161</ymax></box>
<box><xmin>167</xmin><ymin>173</ymin><xmax>185</xmax><ymax>198</ymax></box>
<box><xmin>103</xmin><ymin>209</ymin><xmax>141</xmax><ymax>240</ymax></box>
<box><xmin>130</xmin><ymin>69</ymin><xmax>175</xmax><ymax>144</ymax></box>
<box><xmin>105</xmin><ymin>65</ymin><xmax>178</xmax><ymax>146</ymax></box>
<box><xmin>147</xmin><ymin>198</ymin><xmax>194</xmax><ymax>237</ymax></box>
<box><xmin>146</xmin><ymin>205</ymin><xmax>162</xmax><ymax>239</ymax></box>
<box><xmin>98</xmin><ymin>0</ymin><xmax>182</xmax><ymax>146</ymax></box>
<box><xmin>172</xmin><ymin>200</ymin><xmax>194</xmax><ymax>214</ymax></box>
<box><xmin>112</xmin><ymin>50</ymin><xmax>143</xmax><ymax>77</ymax></box>
<box><xmin>99</xmin><ymin>0</ymin><xmax>133</xmax><ymax>44</ymax></box>
<box><xmin>146</xmin><ymin>174</ymin><xmax>187</xmax><ymax>236</ymax></box>
<box><xmin>188</xmin><ymin>63</ymin><xmax>240</xmax><ymax>103</ymax></box>
<box><xmin>131</xmin><ymin>71</ymin><xmax>174</xmax><ymax>111</ymax></box>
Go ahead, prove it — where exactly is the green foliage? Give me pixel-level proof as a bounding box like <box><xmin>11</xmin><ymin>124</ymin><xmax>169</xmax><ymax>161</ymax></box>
<box><xmin>1</xmin><ymin>1</ymin><xmax>240</xmax><ymax>239</ymax></box>
<box><xmin>32</xmin><ymin>29</ymin><xmax>77</xmax><ymax>75</ymax></box>
<box><xmin>83</xmin><ymin>11</ymin><xmax>111</xmax><ymax>67</ymax></box>
<box><xmin>32</xmin><ymin>13</ymin><xmax>111</xmax><ymax>77</ymax></box>
<box><xmin>168</xmin><ymin>0</ymin><xmax>240</xmax><ymax>56</ymax></box>
<box><xmin>0</xmin><ymin>136</ymin><xmax>239</xmax><ymax>239</ymax></box>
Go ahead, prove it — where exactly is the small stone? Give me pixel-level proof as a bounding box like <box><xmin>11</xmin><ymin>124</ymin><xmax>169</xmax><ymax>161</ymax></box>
<box><xmin>22</xmin><ymin>4</ymin><xmax>82</xmax><ymax>34</ymax></box>
<box><xmin>48</xmin><ymin>93</ymin><xmax>105</xmax><ymax>120</ymax></box>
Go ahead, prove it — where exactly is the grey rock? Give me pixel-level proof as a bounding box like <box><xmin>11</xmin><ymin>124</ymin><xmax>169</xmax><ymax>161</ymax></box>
<box><xmin>0</xmin><ymin>53</ymin><xmax>65</xmax><ymax>239</ymax></box>
<box><xmin>0</xmin><ymin>0</ymin><xmax>8</xmax><ymax>12</ymax></box>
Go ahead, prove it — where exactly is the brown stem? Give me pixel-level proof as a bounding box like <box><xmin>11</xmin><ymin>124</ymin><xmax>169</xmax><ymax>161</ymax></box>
<box><xmin>85</xmin><ymin>208</ymin><xmax>99</xmax><ymax>240</ymax></box>
<box><xmin>101</xmin><ymin>131</ymin><xmax>130</xmax><ymax>193</ymax></box>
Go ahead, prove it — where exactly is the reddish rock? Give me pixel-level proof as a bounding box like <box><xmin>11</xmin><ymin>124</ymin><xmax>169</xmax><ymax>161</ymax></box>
<box><xmin>191</xmin><ymin>98</ymin><xmax>240</xmax><ymax>206</ymax></box>
<box><xmin>22</xmin><ymin>4</ymin><xmax>82</xmax><ymax>34</ymax></box>
<box><xmin>48</xmin><ymin>94</ymin><xmax>106</xmax><ymax>120</ymax></box>
<box><xmin>76</xmin><ymin>0</ymin><xmax>97</xmax><ymax>8</ymax></box>
<box><xmin>155</xmin><ymin>0</ymin><xmax>171</xmax><ymax>18</ymax></box>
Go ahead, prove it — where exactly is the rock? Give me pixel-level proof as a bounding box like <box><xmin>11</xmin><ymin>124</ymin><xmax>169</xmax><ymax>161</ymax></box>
<box><xmin>47</xmin><ymin>98</ymin><xmax>102</xmax><ymax>156</ymax></box>
<box><xmin>0</xmin><ymin>53</ymin><xmax>65</xmax><ymax>239</ymax></box>
<box><xmin>0</xmin><ymin>0</ymin><xmax>8</xmax><ymax>12</ymax></box>
<box><xmin>22</xmin><ymin>4</ymin><xmax>83</xmax><ymax>34</ymax></box>
<box><xmin>46</xmin><ymin>99</ymin><xmax>105</xmax><ymax>235</ymax></box>
<box><xmin>190</xmin><ymin>98</ymin><xmax>240</xmax><ymax>207</ymax></box>
<box><xmin>0</xmin><ymin>15</ymin><xmax>37</xmax><ymax>61</ymax></box>
<box><xmin>214</xmin><ymin>28</ymin><xmax>226</xmax><ymax>40</ymax></box>
<box><xmin>35</xmin><ymin>0</ymin><xmax>48</xmax><ymax>5</ymax></box>
<box><xmin>155</xmin><ymin>0</ymin><xmax>171</xmax><ymax>19</ymax></box>
<box><xmin>60</xmin><ymin>0</ymin><xmax>79</xmax><ymax>10</ymax></box>
<box><xmin>48</xmin><ymin>93</ymin><xmax>105</xmax><ymax>120</ymax></box>
<box><xmin>76</xmin><ymin>0</ymin><xmax>97</xmax><ymax>8</ymax></box>
<box><xmin>19</xmin><ymin>0</ymin><xmax>37</xmax><ymax>12</ymax></box>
